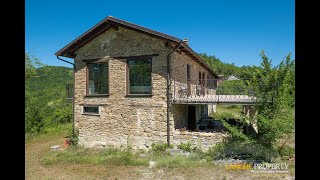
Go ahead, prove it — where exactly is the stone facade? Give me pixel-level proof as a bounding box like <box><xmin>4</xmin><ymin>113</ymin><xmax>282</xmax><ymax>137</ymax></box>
<box><xmin>74</xmin><ymin>27</ymin><xmax>170</xmax><ymax>150</ymax></box>
<box><xmin>172</xmin><ymin>130</ymin><xmax>227</xmax><ymax>151</ymax></box>
<box><xmin>169</xmin><ymin>50</ymin><xmax>217</xmax><ymax>131</ymax></box>
<box><xmin>72</xmin><ymin>26</ymin><xmax>225</xmax><ymax>151</ymax></box>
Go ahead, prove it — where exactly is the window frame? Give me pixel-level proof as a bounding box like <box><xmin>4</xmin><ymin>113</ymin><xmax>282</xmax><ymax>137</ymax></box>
<box><xmin>186</xmin><ymin>64</ymin><xmax>191</xmax><ymax>81</ymax></box>
<box><xmin>82</xmin><ymin>105</ymin><xmax>100</xmax><ymax>116</ymax></box>
<box><xmin>85</xmin><ymin>61</ymin><xmax>110</xmax><ymax>97</ymax></box>
<box><xmin>202</xmin><ymin>72</ymin><xmax>205</xmax><ymax>87</ymax></box>
<box><xmin>126</xmin><ymin>56</ymin><xmax>153</xmax><ymax>96</ymax></box>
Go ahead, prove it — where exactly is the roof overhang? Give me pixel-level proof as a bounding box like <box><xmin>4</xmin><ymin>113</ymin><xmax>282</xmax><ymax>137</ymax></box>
<box><xmin>55</xmin><ymin>16</ymin><xmax>218</xmax><ymax>77</ymax></box>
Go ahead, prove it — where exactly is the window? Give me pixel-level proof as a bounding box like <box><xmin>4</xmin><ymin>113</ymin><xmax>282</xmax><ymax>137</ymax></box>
<box><xmin>207</xmin><ymin>75</ymin><xmax>215</xmax><ymax>89</ymax></box>
<box><xmin>202</xmin><ymin>72</ymin><xmax>205</xmax><ymax>87</ymax></box>
<box><xmin>207</xmin><ymin>74</ymin><xmax>211</xmax><ymax>88</ymax></box>
<box><xmin>87</xmin><ymin>63</ymin><xmax>108</xmax><ymax>95</ymax></box>
<box><xmin>127</xmin><ymin>58</ymin><xmax>152</xmax><ymax>94</ymax></box>
<box><xmin>83</xmin><ymin>106</ymin><xmax>99</xmax><ymax>115</ymax></box>
<box><xmin>186</xmin><ymin>64</ymin><xmax>191</xmax><ymax>80</ymax></box>
<box><xmin>186</xmin><ymin>64</ymin><xmax>191</xmax><ymax>96</ymax></box>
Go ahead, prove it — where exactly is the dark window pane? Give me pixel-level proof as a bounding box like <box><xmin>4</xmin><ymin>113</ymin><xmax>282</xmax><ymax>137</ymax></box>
<box><xmin>128</xmin><ymin>59</ymin><xmax>152</xmax><ymax>94</ymax></box>
<box><xmin>187</xmin><ymin>65</ymin><xmax>190</xmax><ymax>80</ymax></box>
<box><xmin>88</xmin><ymin>63</ymin><xmax>108</xmax><ymax>94</ymax></box>
<box><xmin>202</xmin><ymin>72</ymin><xmax>205</xmax><ymax>86</ymax></box>
<box><xmin>84</xmin><ymin>106</ymin><xmax>99</xmax><ymax>114</ymax></box>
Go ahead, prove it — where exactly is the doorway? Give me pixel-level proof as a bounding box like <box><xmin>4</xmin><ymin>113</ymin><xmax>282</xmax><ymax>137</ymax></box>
<box><xmin>188</xmin><ymin>105</ymin><xmax>196</xmax><ymax>131</ymax></box>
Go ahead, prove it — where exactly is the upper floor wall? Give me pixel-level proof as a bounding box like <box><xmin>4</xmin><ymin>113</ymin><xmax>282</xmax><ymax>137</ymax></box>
<box><xmin>72</xmin><ymin>25</ymin><xmax>216</xmax><ymax>103</ymax></box>
<box><xmin>74</xmin><ymin>26</ymin><xmax>170</xmax><ymax>60</ymax></box>
<box><xmin>73</xmin><ymin>26</ymin><xmax>171</xmax><ymax>104</ymax></box>
<box><xmin>171</xmin><ymin>51</ymin><xmax>217</xmax><ymax>98</ymax></box>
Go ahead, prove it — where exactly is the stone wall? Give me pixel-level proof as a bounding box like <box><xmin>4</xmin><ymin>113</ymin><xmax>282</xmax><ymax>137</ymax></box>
<box><xmin>170</xmin><ymin>51</ymin><xmax>217</xmax><ymax>98</ymax></box>
<box><xmin>172</xmin><ymin>130</ymin><xmax>228</xmax><ymax>151</ymax></box>
<box><xmin>170</xmin><ymin>51</ymin><xmax>213</xmax><ymax>85</ymax></box>
<box><xmin>169</xmin><ymin>51</ymin><xmax>217</xmax><ymax>128</ymax></box>
<box><xmin>72</xmin><ymin>25</ymin><xmax>223</xmax><ymax>150</ymax></box>
<box><xmin>73</xmin><ymin>27</ymin><xmax>171</xmax><ymax>150</ymax></box>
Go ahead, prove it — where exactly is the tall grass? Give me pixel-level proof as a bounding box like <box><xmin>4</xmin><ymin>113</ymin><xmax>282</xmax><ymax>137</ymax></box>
<box><xmin>215</xmin><ymin>105</ymin><xmax>243</xmax><ymax>118</ymax></box>
<box><xmin>25</xmin><ymin>123</ymin><xmax>72</xmax><ymax>142</ymax></box>
<box><xmin>153</xmin><ymin>155</ymin><xmax>213</xmax><ymax>168</ymax></box>
<box><xmin>42</xmin><ymin>146</ymin><xmax>149</xmax><ymax>166</ymax></box>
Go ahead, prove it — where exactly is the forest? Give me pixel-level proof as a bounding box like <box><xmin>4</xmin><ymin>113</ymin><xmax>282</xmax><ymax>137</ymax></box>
<box><xmin>25</xmin><ymin>53</ymin><xmax>73</xmax><ymax>135</ymax></box>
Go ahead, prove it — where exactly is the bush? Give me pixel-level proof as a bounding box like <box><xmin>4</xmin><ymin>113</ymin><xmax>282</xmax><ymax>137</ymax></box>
<box><xmin>67</xmin><ymin>129</ymin><xmax>78</xmax><ymax>146</ymax></box>
<box><xmin>216</xmin><ymin>80</ymin><xmax>248</xmax><ymax>95</ymax></box>
<box><xmin>278</xmin><ymin>146</ymin><xmax>295</xmax><ymax>158</ymax></box>
<box><xmin>150</xmin><ymin>142</ymin><xmax>173</xmax><ymax>154</ymax></box>
<box><xmin>206</xmin><ymin>140</ymin><xmax>279</xmax><ymax>162</ymax></box>
<box><xmin>47</xmin><ymin>107</ymin><xmax>72</xmax><ymax>125</ymax></box>
<box><xmin>25</xmin><ymin>93</ymin><xmax>44</xmax><ymax>134</ymax></box>
<box><xmin>177</xmin><ymin>142</ymin><xmax>192</xmax><ymax>152</ymax></box>
<box><xmin>206</xmin><ymin>142</ymin><xmax>226</xmax><ymax>161</ymax></box>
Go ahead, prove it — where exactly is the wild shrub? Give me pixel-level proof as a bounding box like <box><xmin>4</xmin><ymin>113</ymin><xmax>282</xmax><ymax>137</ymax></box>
<box><xmin>208</xmin><ymin>51</ymin><xmax>295</xmax><ymax>162</ymax></box>
<box><xmin>47</xmin><ymin>107</ymin><xmax>72</xmax><ymax>125</ymax></box>
<box><xmin>25</xmin><ymin>93</ymin><xmax>44</xmax><ymax>134</ymax></box>
<box><xmin>177</xmin><ymin>142</ymin><xmax>192</xmax><ymax>152</ymax></box>
<box><xmin>277</xmin><ymin>146</ymin><xmax>294</xmax><ymax>158</ymax></box>
<box><xmin>206</xmin><ymin>140</ymin><xmax>278</xmax><ymax>162</ymax></box>
<box><xmin>150</xmin><ymin>142</ymin><xmax>173</xmax><ymax>155</ymax></box>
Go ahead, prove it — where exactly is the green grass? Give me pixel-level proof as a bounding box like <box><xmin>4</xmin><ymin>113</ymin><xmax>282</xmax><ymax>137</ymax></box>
<box><xmin>25</xmin><ymin>123</ymin><xmax>72</xmax><ymax>143</ymax></box>
<box><xmin>216</xmin><ymin>105</ymin><xmax>243</xmax><ymax>118</ymax></box>
<box><xmin>42</xmin><ymin>144</ymin><xmax>212</xmax><ymax>168</ymax></box>
<box><xmin>26</xmin><ymin>122</ymin><xmax>295</xmax><ymax>179</ymax></box>
<box><xmin>152</xmin><ymin>155</ymin><xmax>212</xmax><ymax>168</ymax></box>
<box><xmin>42</xmin><ymin>146</ymin><xmax>149</xmax><ymax>166</ymax></box>
<box><xmin>41</xmin><ymin>140</ymin><xmax>214</xmax><ymax>168</ymax></box>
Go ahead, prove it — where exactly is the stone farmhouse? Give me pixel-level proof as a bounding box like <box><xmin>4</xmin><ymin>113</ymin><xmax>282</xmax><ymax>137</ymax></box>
<box><xmin>55</xmin><ymin>16</ymin><xmax>228</xmax><ymax>150</ymax></box>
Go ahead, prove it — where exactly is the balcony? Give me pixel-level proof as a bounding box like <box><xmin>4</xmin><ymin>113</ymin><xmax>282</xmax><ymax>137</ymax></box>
<box><xmin>172</xmin><ymin>79</ymin><xmax>256</xmax><ymax>105</ymax></box>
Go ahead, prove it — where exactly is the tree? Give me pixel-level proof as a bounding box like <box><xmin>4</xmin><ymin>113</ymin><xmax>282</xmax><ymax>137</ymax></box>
<box><xmin>25</xmin><ymin>53</ymin><xmax>43</xmax><ymax>83</ymax></box>
<box><xmin>25</xmin><ymin>53</ymin><xmax>45</xmax><ymax>133</ymax></box>
<box><xmin>26</xmin><ymin>53</ymin><xmax>73</xmax><ymax>134</ymax></box>
<box><xmin>211</xmin><ymin>51</ymin><xmax>295</xmax><ymax>161</ymax></box>
<box><xmin>246</xmin><ymin>50</ymin><xmax>295</xmax><ymax>147</ymax></box>
<box><xmin>216</xmin><ymin>80</ymin><xmax>248</xmax><ymax>95</ymax></box>
<box><xmin>198</xmin><ymin>53</ymin><xmax>260</xmax><ymax>78</ymax></box>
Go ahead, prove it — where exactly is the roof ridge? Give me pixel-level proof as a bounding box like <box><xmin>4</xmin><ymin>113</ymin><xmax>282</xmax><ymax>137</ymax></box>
<box><xmin>107</xmin><ymin>16</ymin><xmax>182</xmax><ymax>42</ymax></box>
<box><xmin>55</xmin><ymin>16</ymin><xmax>217</xmax><ymax>77</ymax></box>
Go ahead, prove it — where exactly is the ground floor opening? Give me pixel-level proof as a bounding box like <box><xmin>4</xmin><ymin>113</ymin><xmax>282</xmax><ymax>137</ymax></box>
<box><xmin>173</xmin><ymin>104</ymin><xmax>224</xmax><ymax>133</ymax></box>
<box><xmin>172</xmin><ymin>104</ymin><xmax>257</xmax><ymax>134</ymax></box>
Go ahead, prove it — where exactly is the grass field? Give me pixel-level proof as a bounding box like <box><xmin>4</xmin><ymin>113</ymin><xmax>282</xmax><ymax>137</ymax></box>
<box><xmin>25</xmin><ymin>123</ymin><xmax>294</xmax><ymax>179</ymax></box>
<box><xmin>216</xmin><ymin>105</ymin><xmax>243</xmax><ymax>118</ymax></box>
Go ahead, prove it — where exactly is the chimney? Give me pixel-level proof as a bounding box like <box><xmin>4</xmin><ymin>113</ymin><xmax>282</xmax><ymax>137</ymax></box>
<box><xmin>182</xmin><ymin>38</ymin><xmax>189</xmax><ymax>44</ymax></box>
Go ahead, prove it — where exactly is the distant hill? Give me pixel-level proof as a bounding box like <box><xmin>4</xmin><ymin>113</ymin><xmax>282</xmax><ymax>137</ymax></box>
<box><xmin>27</xmin><ymin>66</ymin><xmax>73</xmax><ymax>111</ymax></box>
<box><xmin>198</xmin><ymin>53</ymin><xmax>260</xmax><ymax>78</ymax></box>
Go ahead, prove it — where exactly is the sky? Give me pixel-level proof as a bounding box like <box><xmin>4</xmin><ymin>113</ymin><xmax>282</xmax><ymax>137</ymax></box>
<box><xmin>26</xmin><ymin>0</ymin><xmax>295</xmax><ymax>68</ymax></box>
